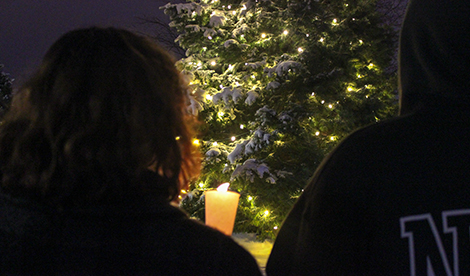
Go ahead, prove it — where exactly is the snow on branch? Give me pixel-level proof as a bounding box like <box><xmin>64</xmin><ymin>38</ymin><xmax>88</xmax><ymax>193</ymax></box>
<box><xmin>231</xmin><ymin>159</ymin><xmax>277</xmax><ymax>184</ymax></box>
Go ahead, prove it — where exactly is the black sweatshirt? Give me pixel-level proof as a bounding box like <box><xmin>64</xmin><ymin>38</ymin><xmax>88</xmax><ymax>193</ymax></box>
<box><xmin>267</xmin><ymin>0</ymin><xmax>470</xmax><ymax>275</ymax></box>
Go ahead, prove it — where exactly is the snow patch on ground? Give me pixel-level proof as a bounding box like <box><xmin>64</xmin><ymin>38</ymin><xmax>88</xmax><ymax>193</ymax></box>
<box><xmin>232</xmin><ymin>233</ymin><xmax>273</xmax><ymax>274</ymax></box>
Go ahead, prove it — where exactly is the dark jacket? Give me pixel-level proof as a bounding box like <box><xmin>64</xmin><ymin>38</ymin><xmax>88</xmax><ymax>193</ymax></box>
<box><xmin>0</xmin><ymin>171</ymin><xmax>261</xmax><ymax>276</ymax></box>
<box><xmin>267</xmin><ymin>0</ymin><xmax>470</xmax><ymax>275</ymax></box>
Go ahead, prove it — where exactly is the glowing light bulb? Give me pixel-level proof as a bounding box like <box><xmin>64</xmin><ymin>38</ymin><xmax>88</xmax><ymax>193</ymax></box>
<box><xmin>328</xmin><ymin>104</ymin><xmax>333</xmax><ymax>109</ymax></box>
<box><xmin>240</xmin><ymin>124</ymin><xmax>244</xmax><ymax>129</ymax></box>
<box><xmin>193</xmin><ymin>139</ymin><xmax>200</xmax><ymax>145</ymax></box>
<box><xmin>212</xmin><ymin>141</ymin><xmax>218</xmax><ymax>146</ymax></box>
<box><xmin>227</xmin><ymin>4</ymin><xmax>231</xmax><ymax>9</ymax></box>
<box><xmin>199</xmin><ymin>182</ymin><xmax>204</xmax><ymax>187</ymax></box>
<box><xmin>297</xmin><ymin>47</ymin><xmax>303</xmax><ymax>53</ymax></box>
<box><xmin>211</xmin><ymin>61</ymin><xmax>216</xmax><ymax>66</ymax></box>
<box><xmin>347</xmin><ymin>86</ymin><xmax>354</xmax><ymax>92</ymax></box>
<box><xmin>205</xmin><ymin>94</ymin><xmax>213</xmax><ymax>101</ymax></box>
<box><xmin>261</xmin><ymin>33</ymin><xmax>266</xmax><ymax>38</ymax></box>
<box><xmin>274</xmin><ymin>226</ymin><xmax>278</xmax><ymax>230</ymax></box>
<box><xmin>264</xmin><ymin>210</ymin><xmax>270</xmax><ymax>215</ymax></box>
<box><xmin>248</xmin><ymin>196</ymin><xmax>253</xmax><ymax>201</ymax></box>
<box><xmin>315</xmin><ymin>131</ymin><xmax>320</xmax><ymax>136</ymax></box>
<box><xmin>208</xmin><ymin>36</ymin><xmax>213</xmax><ymax>40</ymax></box>
<box><xmin>218</xmin><ymin>112</ymin><xmax>224</xmax><ymax>117</ymax></box>
<box><xmin>283</xmin><ymin>30</ymin><xmax>288</xmax><ymax>35</ymax></box>
<box><xmin>330</xmin><ymin>136</ymin><xmax>335</xmax><ymax>141</ymax></box>
<box><xmin>232</xmin><ymin>11</ymin><xmax>236</xmax><ymax>15</ymax></box>
<box><xmin>321</xmin><ymin>100</ymin><xmax>325</xmax><ymax>104</ymax></box>
<box><xmin>231</xmin><ymin>136</ymin><xmax>236</xmax><ymax>141</ymax></box>
<box><xmin>175</xmin><ymin>136</ymin><xmax>181</xmax><ymax>141</ymax></box>
<box><xmin>319</xmin><ymin>37</ymin><xmax>324</xmax><ymax>42</ymax></box>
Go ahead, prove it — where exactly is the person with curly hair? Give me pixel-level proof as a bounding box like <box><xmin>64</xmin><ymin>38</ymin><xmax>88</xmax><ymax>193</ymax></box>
<box><xmin>0</xmin><ymin>27</ymin><xmax>261</xmax><ymax>276</ymax></box>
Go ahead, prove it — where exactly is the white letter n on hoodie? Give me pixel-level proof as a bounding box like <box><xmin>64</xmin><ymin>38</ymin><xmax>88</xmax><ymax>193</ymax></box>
<box><xmin>401</xmin><ymin>210</ymin><xmax>470</xmax><ymax>276</ymax></box>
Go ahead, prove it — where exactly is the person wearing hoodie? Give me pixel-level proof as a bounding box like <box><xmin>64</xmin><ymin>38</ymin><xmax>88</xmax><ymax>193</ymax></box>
<box><xmin>266</xmin><ymin>0</ymin><xmax>470</xmax><ymax>275</ymax></box>
<box><xmin>0</xmin><ymin>27</ymin><xmax>262</xmax><ymax>276</ymax></box>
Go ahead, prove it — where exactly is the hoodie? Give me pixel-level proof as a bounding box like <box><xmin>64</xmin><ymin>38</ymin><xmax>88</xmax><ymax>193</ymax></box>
<box><xmin>267</xmin><ymin>1</ymin><xmax>470</xmax><ymax>275</ymax></box>
<box><xmin>399</xmin><ymin>0</ymin><xmax>470</xmax><ymax>114</ymax></box>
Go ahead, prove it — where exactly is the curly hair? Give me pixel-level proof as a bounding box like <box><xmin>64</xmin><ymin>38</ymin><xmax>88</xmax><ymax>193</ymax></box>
<box><xmin>0</xmin><ymin>27</ymin><xmax>200</xmax><ymax>206</ymax></box>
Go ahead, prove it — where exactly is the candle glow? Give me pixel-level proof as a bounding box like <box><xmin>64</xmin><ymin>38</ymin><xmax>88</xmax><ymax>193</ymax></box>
<box><xmin>205</xmin><ymin>183</ymin><xmax>240</xmax><ymax>235</ymax></box>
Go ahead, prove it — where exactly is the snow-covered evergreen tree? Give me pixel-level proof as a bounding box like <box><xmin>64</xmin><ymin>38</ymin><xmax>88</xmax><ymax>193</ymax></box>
<box><xmin>162</xmin><ymin>0</ymin><xmax>398</xmax><ymax>239</ymax></box>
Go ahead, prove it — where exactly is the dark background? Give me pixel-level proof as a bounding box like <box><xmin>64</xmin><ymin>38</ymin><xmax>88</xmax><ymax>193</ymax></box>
<box><xmin>1</xmin><ymin>0</ymin><xmax>169</xmax><ymax>85</ymax></box>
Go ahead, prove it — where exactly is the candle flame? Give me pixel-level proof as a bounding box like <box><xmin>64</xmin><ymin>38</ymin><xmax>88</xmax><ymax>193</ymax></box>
<box><xmin>217</xmin><ymin>183</ymin><xmax>230</xmax><ymax>192</ymax></box>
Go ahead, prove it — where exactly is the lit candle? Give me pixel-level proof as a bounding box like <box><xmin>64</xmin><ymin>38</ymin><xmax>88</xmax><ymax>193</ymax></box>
<box><xmin>205</xmin><ymin>183</ymin><xmax>240</xmax><ymax>236</ymax></box>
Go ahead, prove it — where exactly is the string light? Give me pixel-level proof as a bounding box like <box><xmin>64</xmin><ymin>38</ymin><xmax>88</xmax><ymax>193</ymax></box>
<box><xmin>264</xmin><ymin>210</ymin><xmax>270</xmax><ymax>215</ymax></box>
<box><xmin>218</xmin><ymin>111</ymin><xmax>224</xmax><ymax>117</ymax></box>
<box><xmin>319</xmin><ymin>37</ymin><xmax>324</xmax><ymax>42</ymax></box>
<box><xmin>273</xmin><ymin>226</ymin><xmax>278</xmax><ymax>230</ymax></box>
<box><xmin>208</xmin><ymin>36</ymin><xmax>213</xmax><ymax>40</ymax></box>
<box><xmin>297</xmin><ymin>47</ymin><xmax>303</xmax><ymax>53</ymax></box>
<box><xmin>193</xmin><ymin>139</ymin><xmax>200</xmax><ymax>145</ymax></box>
<box><xmin>347</xmin><ymin>86</ymin><xmax>354</xmax><ymax>92</ymax></box>
<box><xmin>212</xmin><ymin>141</ymin><xmax>218</xmax><ymax>146</ymax></box>
<box><xmin>261</xmin><ymin>33</ymin><xmax>266</xmax><ymax>38</ymax></box>
<box><xmin>231</xmin><ymin>136</ymin><xmax>236</xmax><ymax>141</ymax></box>
<box><xmin>211</xmin><ymin>61</ymin><xmax>216</xmax><ymax>66</ymax></box>
<box><xmin>248</xmin><ymin>196</ymin><xmax>253</xmax><ymax>201</ymax></box>
<box><xmin>199</xmin><ymin>182</ymin><xmax>204</xmax><ymax>188</ymax></box>
<box><xmin>175</xmin><ymin>136</ymin><xmax>181</xmax><ymax>141</ymax></box>
<box><xmin>315</xmin><ymin>131</ymin><xmax>320</xmax><ymax>136</ymax></box>
<box><xmin>328</xmin><ymin>104</ymin><xmax>333</xmax><ymax>109</ymax></box>
<box><xmin>283</xmin><ymin>30</ymin><xmax>288</xmax><ymax>35</ymax></box>
<box><xmin>205</xmin><ymin>94</ymin><xmax>213</xmax><ymax>101</ymax></box>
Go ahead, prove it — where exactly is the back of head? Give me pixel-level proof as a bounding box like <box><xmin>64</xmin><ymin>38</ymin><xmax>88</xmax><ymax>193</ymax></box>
<box><xmin>0</xmin><ymin>27</ymin><xmax>199</xmax><ymax>205</ymax></box>
<box><xmin>398</xmin><ymin>0</ymin><xmax>470</xmax><ymax>114</ymax></box>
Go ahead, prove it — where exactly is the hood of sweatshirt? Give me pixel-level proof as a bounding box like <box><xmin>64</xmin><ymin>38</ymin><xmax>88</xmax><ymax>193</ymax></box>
<box><xmin>398</xmin><ymin>0</ymin><xmax>470</xmax><ymax>115</ymax></box>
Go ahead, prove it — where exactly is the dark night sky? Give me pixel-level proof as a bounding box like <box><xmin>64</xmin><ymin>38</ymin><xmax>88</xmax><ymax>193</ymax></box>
<box><xmin>0</xmin><ymin>0</ymin><xmax>170</xmax><ymax>84</ymax></box>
